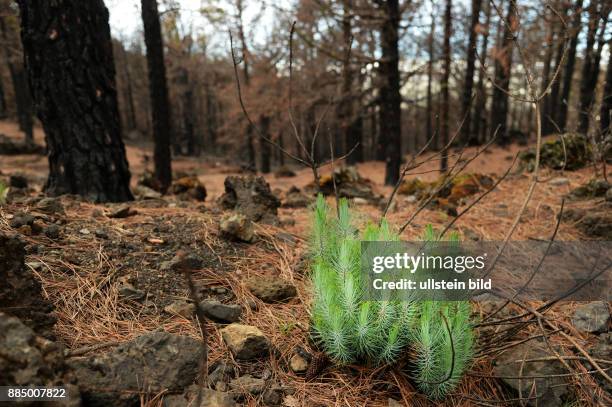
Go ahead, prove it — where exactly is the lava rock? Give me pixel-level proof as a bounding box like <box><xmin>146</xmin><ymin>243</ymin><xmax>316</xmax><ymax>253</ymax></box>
<box><xmin>172</xmin><ymin>176</ymin><xmax>207</xmax><ymax>201</ymax></box>
<box><xmin>9</xmin><ymin>174</ymin><xmax>28</xmax><ymax>188</ymax></box>
<box><xmin>219</xmin><ymin>213</ymin><xmax>255</xmax><ymax>243</ymax></box>
<box><xmin>567</xmin><ymin>179</ymin><xmax>610</xmax><ymax>200</ymax></box>
<box><xmin>572</xmin><ymin>302</ymin><xmax>610</xmax><ymax>333</ymax></box>
<box><xmin>289</xmin><ymin>354</ymin><xmax>309</xmax><ymax>373</ymax></box>
<box><xmin>0</xmin><ymin>232</ymin><xmax>56</xmax><ymax>338</ymax></box>
<box><xmin>162</xmin><ymin>386</ymin><xmax>236</xmax><ymax>407</ymax></box>
<box><xmin>282</xmin><ymin>186</ymin><xmax>314</xmax><ymax>208</ymax></box>
<box><xmin>245</xmin><ymin>276</ymin><xmax>297</xmax><ymax>303</ymax></box>
<box><xmin>219</xmin><ymin>175</ymin><xmax>280</xmax><ymax>223</ymax></box>
<box><xmin>200</xmin><ymin>300</ymin><xmax>242</xmax><ymax>323</ymax></box>
<box><xmin>164</xmin><ymin>300</ymin><xmax>196</xmax><ymax>318</ymax></box>
<box><xmin>36</xmin><ymin>197</ymin><xmax>65</xmax><ymax>215</ymax></box>
<box><xmin>589</xmin><ymin>333</ymin><xmax>612</xmax><ymax>395</ymax></box>
<box><xmin>44</xmin><ymin>224</ymin><xmax>61</xmax><ymax>239</ymax></box>
<box><xmin>229</xmin><ymin>374</ymin><xmax>265</xmax><ymax>395</ymax></box>
<box><xmin>220</xmin><ymin>323</ymin><xmax>269</xmax><ymax>360</ymax></box>
<box><xmin>493</xmin><ymin>342</ymin><xmax>568</xmax><ymax>406</ymax></box>
<box><xmin>69</xmin><ymin>332</ymin><xmax>203</xmax><ymax>407</ymax></box>
<box><xmin>108</xmin><ymin>205</ymin><xmax>137</xmax><ymax>219</ymax></box>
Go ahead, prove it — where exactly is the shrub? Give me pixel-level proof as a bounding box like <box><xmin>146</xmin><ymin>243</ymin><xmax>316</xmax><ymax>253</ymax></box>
<box><xmin>309</xmin><ymin>196</ymin><xmax>474</xmax><ymax>399</ymax></box>
<box><xmin>0</xmin><ymin>181</ymin><xmax>8</xmax><ymax>205</ymax></box>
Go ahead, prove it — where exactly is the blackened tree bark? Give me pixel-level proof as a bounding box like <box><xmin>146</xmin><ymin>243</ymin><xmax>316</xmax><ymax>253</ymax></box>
<box><xmin>548</xmin><ymin>5</ymin><xmax>568</xmax><ymax>131</ymax></box>
<box><xmin>489</xmin><ymin>0</ymin><xmax>515</xmax><ymax>145</ymax></box>
<box><xmin>558</xmin><ymin>0</ymin><xmax>584</xmax><ymax>131</ymax></box>
<box><xmin>578</xmin><ymin>1</ymin><xmax>609</xmax><ymax>134</ymax></box>
<box><xmin>426</xmin><ymin>3</ymin><xmax>435</xmax><ymax>147</ymax></box>
<box><xmin>378</xmin><ymin>0</ymin><xmax>402</xmax><ymax>185</ymax></box>
<box><xmin>17</xmin><ymin>0</ymin><xmax>132</xmax><ymax>202</ymax></box>
<box><xmin>540</xmin><ymin>9</ymin><xmax>556</xmax><ymax>136</ymax></box>
<box><xmin>440</xmin><ymin>0</ymin><xmax>452</xmax><ymax>172</ymax></box>
<box><xmin>460</xmin><ymin>0</ymin><xmax>482</xmax><ymax>145</ymax></box>
<box><xmin>141</xmin><ymin>0</ymin><xmax>172</xmax><ymax>192</ymax></box>
<box><xmin>472</xmin><ymin>0</ymin><xmax>491</xmax><ymax>144</ymax></box>
<box><xmin>236</xmin><ymin>0</ymin><xmax>256</xmax><ymax>170</ymax></box>
<box><xmin>340</xmin><ymin>0</ymin><xmax>360</xmax><ymax>164</ymax></box>
<box><xmin>0</xmin><ymin>75</ymin><xmax>6</xmax><ymax>119</ymax></box>
<box><xmin>601</xmin><ymin>48</ymin><xmax>612</xmax><ymax>137</ymax></box>
<box><xmin>259</xmin><ymin>115</ymin><xmax>271</xmax><ymax>173</ymax></box>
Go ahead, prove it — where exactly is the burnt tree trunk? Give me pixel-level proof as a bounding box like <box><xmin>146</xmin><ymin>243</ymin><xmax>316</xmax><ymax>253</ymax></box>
<box><xmin>578</xmin><ymin>1</ymin><xmax>609</xmax><ymax>134</ymax></box>
<box><xmin>378</xmin><ymin>0</ymin><xmax>401</xmax><ymax>185</ymax></box>
<box><xmin>489</xmin><ymin>0</ymin><xmax>515</xmax><ymax>145</ymax></box>
<box><xmin>141</xmin><ymin>0</ymin><xmax>172</xmax><ymax>192</ymax></box>
<box><xmin>548</xmin><ymin>6</ymin><xmax>568</xmax><ymax>132</ymax></box>
<box><xmin>259</xmin><ymin>115</ymin><xmax>271</xmax><ymax>173</ymax></box>
<box><xmin>558</xmin><ymin>0</ymin><xmax>584</xmax><ymax>131</ymax></box>
<box><xmin>460</xmin><ymin>0</ymin><xmax>482</xmax><ymax>145</ymax></box>
<box><xmin>426</xmin><ymin>5</ymin><xmax>435</xmax><ymax>147</ymax></box>
<box><xmin>122</xmin><ymin>46</ymin><xmax>137</xmax><ymax>132</ymax></box>
<box><xmin>17</xmin><ymin>0</ymin><xmax>132</xmax><ymax>202</ymax></box>
<box><xmin>440</xmin><ymin>0</ymin><xmax>452</xmax><ymax>173</ymax></box>
<box><xmin>601</xmin><ymin>48</ymin><xmax>612</xmax><ymax>137</ymax></box>
<box><xmin>472</xmin><ymin>0</ymin><xmax>491</xmax><ymax>144</ymax></box>
<box><xmin>0</xmin><ymin>74</ymin><xmax>6</xmax><ymax>119</ymax></box>
<box><xmin>540</xmin><ymin>9</ymin><xmax>556</xmax><ymax>136</ymax></box>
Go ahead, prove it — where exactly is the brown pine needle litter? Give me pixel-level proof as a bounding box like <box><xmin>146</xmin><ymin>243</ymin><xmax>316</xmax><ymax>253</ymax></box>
<box><xmin>0</xmin><ymin>161</ymin><xmax>609</xmax><ymax>407</ymax></box>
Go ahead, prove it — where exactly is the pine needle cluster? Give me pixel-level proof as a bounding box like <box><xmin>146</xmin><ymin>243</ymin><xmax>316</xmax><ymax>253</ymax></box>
<box><xmin>309</xmin><ymin>196</ymin><xmax>474</xmax><ymax>399</ymax></box>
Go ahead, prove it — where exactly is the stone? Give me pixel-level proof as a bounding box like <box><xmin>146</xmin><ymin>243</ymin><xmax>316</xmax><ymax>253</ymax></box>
<box><xmin>44</xmin><ymin>224</ymin><xmax>61</xmax><ymax>239</ymax></box>
<box><xmin>162</xmin><ymin>386</ymin><xmax>236</xmax><ymax>407</ymax></box>
<box><xmin>164</xmin><ymin>300</ymin><xmax>196</xmax><ymax>318</ymax></box>
<box><xmin>0</xmin><ymin>233</ymin><xmax>56</xmax><ymax>338</ymax></box>
<box><xmin>262</xmin><ymin>385</ymin><xmax>285</xmax><ymax>405</ymax></box>
<box><xmin>118</xmin><ymin>281</ymin><xmax>145</xmax><ymax>301</ymax></box>
<box><xmin>79</xmin><ymin>228</ymin><xmax>91</xmax><ymax>235</ymax></box>
<box><xmin>9</xmin><ymin>174</ymin><xmax>28</xmax><ymax>188</ymax></box>
<box><xmin>9</xmin><ymin>212</ymin><xmax>34</xmax><ymax>229</ymax></box>
<box><xmin>274</xmin><ymin>166</ymin><xmax>297</xmax><ymax>178</ymax></box>
<box><xmin>571</xmin><ymin>302</ymin><xmax>610</xmax><ymax>333</ymax></box>
<box><xmin>289</xmin><ymin>354</ymin><xmax>309</xmax><ymax>373</ymax></box>
<box><xmin>207</xmin><ymin>361</ymin><xmax>236</xmax><ymax>389</ymax></box>
<box><xmin>519</xmin><ymin>133</ymin><xmax>591</xmax><ymax>171</ymax></box>
<box><xmin>549</xmin><ymin>177</ymin><xmax>570</xmax><ymax>187</ymax></box>
<box><xmin>36</xmin><ymin>197</ymin><xmax>64</xmax><ymax>215</ymax></box>
<box><xmin>219</xmin><ymin>175</ymin><xmax>280</xmax><ymax>223</ymax></box>
<box><xmin>94</xmin><ymin>229</ymin><xmax>108</xmax><ymax>239</ymax></box>
<box><xmin>388</xmin><ymin>398</ymin><xmax>404</xmax><ymax>407</ymax></box>
<box><xmin>313</xmin><ymin>166</ymin><xmax>378</xmax><ymax>202</ymax></box>
<box><xmin>69</xmin><ymin>332</ymin><xmax>204</xmax><ymax>407</ymax></box>
<box><xmin>589</xmin><ymin>333</ymin><xmax>612</xmax><ymax>395</ymax></box>
<box><xmin>282</xmin><ymin>186</ymin><xmax>314</xmax><ymax>208</ymax></box>
<box><xmin>0</xmin><ymin>313</ymin><xmax>81</xmax><ymax>405</ymax></box>
<box><xmin>161</xmin><ymin>253</ymin><xmax>204</xmax><ymax>272</ymax></box>
<box><xmin>200</xmin><ymin>300</ymin><xmax>242</xmax><ymax>323</ymax></box>
<box><xmin>221</xmin><ymin>324</ymin><xmax>270</xmax><ymax>360</ymax></box>
<box><xmin>31</xmin><ymin>219</ymin><xmax>45</xmax><ymax>234</ymax></box>
<box><xmin>568</xmin><ymin>179</ymin><xmax>610</xmax><ymax>200</ymax></box>
<box><xmin>245</xmin><ymin>276</ymin><xmax>297</xmax><ymax>303</ymax></box>
<box><xmin>219</xmin><ymin>213</ymin><xmax>255</xmax><ymax>243</ymax></box>
<box><xmin>493</xmin><ymin>342</ymin><xmax>568</xmax><ymax>406</ymax></box>
<box><xmin>172</xmin><ymin>176</ymin><xmax>207</xmax><ymax>201</ymax></box>
<box><xmin>133</xmin><ymin>185</ymin><xmax>162</xmax><ymax>200</ymax></box>
<box><xmin>108</xmin><ymin>205</ymin><xmax>137</xmax><ymax>219</ymax></box>
<box><xmin>229</xmin><ymin>374</ymin><xmax>265</xmax><ymax>395</ymax></box>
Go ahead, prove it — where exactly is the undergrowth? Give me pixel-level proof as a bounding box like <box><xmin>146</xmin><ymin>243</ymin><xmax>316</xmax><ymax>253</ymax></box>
<box><xmin>309</xmin><ymin>195</ymin><xmax>474</xmax><ymax>399</ymax></box>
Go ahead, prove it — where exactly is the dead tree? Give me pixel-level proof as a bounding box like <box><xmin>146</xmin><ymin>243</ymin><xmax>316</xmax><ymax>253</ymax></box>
<box><xmin>460</xmin><ymin>0</ymin><xmax>482</xmax><ymax>145</ymax></box>
<box><xmin>440</xmin><ymin>0</ymin><xmax>452</xmax><ymax>172</ymax></box>
<box><xmin>377</xmin><ymin>0</ymin><xmax>402</xmax><ymax>185</ymax></box>
<box><xmin>17</xmin><ymin>0</ymin><xmax>133</xmax><ymax>202</ymax></box>
<box><xmin>0</xmin><ymin>72</ymin><xmax>6</xmax><ymax>119</ymax></box>
<box><xmin>426</xmin><ymin>1</ymin><xmax>435</xmax><ymax>147</ymax></box>
<box><xmin>558</xmin><ymin>0</ymin><xmax>584</xmax><ymax>131</ymax></box>
<box><xmin>472</xmin><ymin>0</ymin><xmax>491</xmax><ymax>143</ymax></box>
<box><xmin>600</xmin><ymin>42</ymin><xmax>612</xmax><ymax>137</ymax></box>
<box><xmin>489</xmin><ymin>0</ymin><xmax>516</xmax><ymax>145</ymax></box>
<box><xmin>259</xmin><ymin>115</ymin><xmax>271</xmax><ymax>173</ymax></box>
<box><xmin>236</xmin><ymin>0</ymin><xmax>256</xmax><ymax>171</ymax></box>
<box><xmin>141</xmin><ymin>0</ymin><xmax>172</xmax><ymax>192</ymax></box>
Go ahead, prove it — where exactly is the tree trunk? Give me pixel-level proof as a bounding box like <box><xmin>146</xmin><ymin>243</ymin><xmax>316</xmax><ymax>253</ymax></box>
<box><xmin>600</xmin><ymin>48</ymin><xmax>612</xmax><ymax>137</ymax></box>
<box><xmin>339</xmin><ymin>0</ymin><xmax>355</xmax><ymax>161</ymax></box>
<box><xmin>426</xmin><ymin>4</ymin><xmax>435</xmax><ymax>147</ymax></box>
<box><xmin>540</xmin><ymin>9</ymin><xmax>556</xmax><ymax>136</ymax></box>
<box><xmin>548</xmin><ymin>6</ymin><xmax>567</xmax><ymax>132</ymax></box>
<box><xmin>17</xmin><ymin>0</ymin><xmax>132</xmax><ymax>202</ymax></box>
<box><xmin>578</xmin><ymin>1</ymin><xmax>609</xmax><ymax>134</ymax></box>
<box><xmin>141</xmin><ymin>0</ymin><xmax>172</xmax><ymax>192</ymax></box>
<box><xmin>472</xmin><ymin>0</ymin><xmax>491</xmax><ymax>144</ymax></box>
<box><xmin>440</xmin><ymin>0</ymin><xmax>452</xmax><ymax>173</ymax></box>
<box><xmin>122</xmin><ymin>46</ymin><xmax>137</xmax><ymax>132</ymax></box>
<box><xmin>558</xmin><ymin>0</ymin><xmax>584</xmax><ymax>131</ymax></box>
<box><xmin>379</xmin><ymin>0</ymin><xmax>402</xmax><ymax>185</ymax></box>
<box><xmin>259</xmin><ymin>115</ymin><xmax>271</xmax><ymax>173</ymax></box>
<box><xmin>0</xmin><ymin>15</ymin><xmax>33</xmax><ymax>143</ymax></box>
<box><xmin>489</xmin><ymin>0</ymin><xmax>515</xmax><ymax>145</ymax></box>
<box><xmin>0</xmin><ymin>74</ymin><xmax>6</xmax><ymax>119</ymax></box>
<box><xmin>460</xmin><ymin>0</ymin><xmax>482</xmax><ymax>145</ymax></box>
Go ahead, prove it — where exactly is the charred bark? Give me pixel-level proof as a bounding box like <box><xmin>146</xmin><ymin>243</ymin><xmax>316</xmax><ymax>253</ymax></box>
<box><xmin>558</xmin><ymin>0</ymin><xmax>584</xmax><ymax>131</ymax></box>
<box><xmin>472</xmin><ymin>0</ymin><xmax>491</xmax><ymax>144</ymax></box>
<box><xmin>0</xmin><ymin>75</ymin><xmax>6</xmax><ymax>119</ymax></box>
<box><xmin>17</xmin><ymin>0</ymin><xmax>133</xmax><ymax>202</ymax></box>
<box><xmin>601</xmin><ymin>49</ymin><xmax>612</xmax><ymax>137</ymax></box>
<box><xmin>426</xmin><ymin>4</ymin><xmax>435</xmax><ymax>148</ymax></box>
<box><xmin>141</xmin><ymin>0</ymin><xmax>172</xmax><ymax>192</ymax></box>
<box><xmin>259</xmin><ymin>115</ymin><xmax>271</xmax><ymax>174</ymax></box>
<box><xmin>460</xmin><ymin>0</ymin><xmax>482</xmax><ymax>145</ymax></box>
<box><xmin>378</xmin><ymin>0</ymin><xmax>402</xmax><ymax>185</ymax></box>
<box><xmin>440</xmin><ymin>0</ymin><xmax>452</xmax><ymax>172</ymax></box>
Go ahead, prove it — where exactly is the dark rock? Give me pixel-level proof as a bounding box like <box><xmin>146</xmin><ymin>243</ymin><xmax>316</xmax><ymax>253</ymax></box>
<box><xmin>0</xmin><ymin>232</ymin><xmax>56</xmax><ymax>338</ymax></box>
<box><xmin>262</xmin><ymin>385</ymin><xmax>285</xmax><ymax>406</ymax></box>
<box><xmin>572</xmin><ymin>302</ymin><xmax>610</xmax><ymax>333</ymax></box>
<box><xmin>310</xmin><ymin>166</ymin><xmax>378</xmax><ymax>202</ymax></box>
<box><xmin>108</xmin><ymin>205</ymin><xmax>137</xmax><ymax>219</ymax></box>
<box><xmin>282</xmin><ymin>186</ymin><xmax>314</xmax><ymax>208</ymax></box>
<box><xmin>44</xmin><ymin>224</ymin><xmax>61</xmax><ymax>240</ymax></box>
<box><xmin>219</xmin><ymin>213</ymin><xmax>255</xmax><ymax>243</ymax></box>
<box><xmin>9</xmin><ymin>212</ymin><xmax>35</xmax><ymax>229</ymax></box>
<box><xmin>219</xmin><ymin>175</ymin><xmax>280</xmax><ymax>223</ymax></box>
<box><xmin>220</xmin><ymin>324</ymin><xmax>269</xmax><ymax>360</ymax></box>
<box><xmin>0</xmin><ymin>134</ymin><xmax>45</xmax><ymax>155</ymax></box>
<box><xmin>164</xmin><ymin>300</ymin><xmax>196</xmax><ymax>318</ymax></box>
<box><xmin>200</xmin><ymin>300</ymin><xmax>242</xmax><ymax>323</ymax></box>
<box><xmin>207</xmin><ymin>361</ymin><xmax>236</xmax><ymax>389</ymax></box>
<box><xmin>36</xmin><ymin>197</ymin><xmax>65</xmax><ymax>215</ymax></box>
<box><xmin>245</xmin><ymin>276</ymin><xmax>297</xmax><ymax>303</ymax></box>
<box><xmin>589</xmin><ymin>333</ymin><xmax>612</xmax><ymax>394</ymax></box>
<box><xmin>274</xmin><ymin>166</ymin><xmax>297</xmax><ymax>178</ymax></box>
<box><xmin>162</xmin><ymin>386</ymin><xmax>236</xmax><ymax>407</ymax></box>
<box><xmin>69</xmin><ymin>332</ymin><xmax>203</xmax><ymax>407</ymax></box>
<box><xmin>172</xmin><ymin>176</ymin><xmax>207</xmax><ymax>201</ymax></box>
<box><xmin>94</xmin><ymin>229</ymin><xmax>108</xmax><ymax>239</ymax></box>
<box><xmin>567</xmin><ymin>179</ymin><xmax>610</xmax><ymax>200</ymax></box>
<box><xmin>9</xmin><ymin>174</ymin><xmax>28</xmax><ymax>189</ymax></box>
<box><xmin>229</xmin><ymin>374</ymin><xmax>265</xmax><ymax>395</ymax></box>
<box><xmin>519</xmin><ymin>133</ymin><xmax>591</xmax><ymax>171</ymax></box>
<box><xmin>161</xmin><ymin>254</ymin><xmax>204</xmax><ymax>272</ymax></box>
<box><xmin>493</xmin><ymin>342</ymin><xmax>568</xmax><ymax>406</ymax></box>
<box><xmin>0</xmin><ymin>313</ymin><xmax>81</xmax><ymax>404</ymax></box>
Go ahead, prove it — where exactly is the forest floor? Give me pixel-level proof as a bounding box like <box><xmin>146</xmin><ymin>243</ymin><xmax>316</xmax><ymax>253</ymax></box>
<box><xmin>1</xmin><ymin>119</ymin><xmax>610</xmax><ymax>407</ymax></box>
